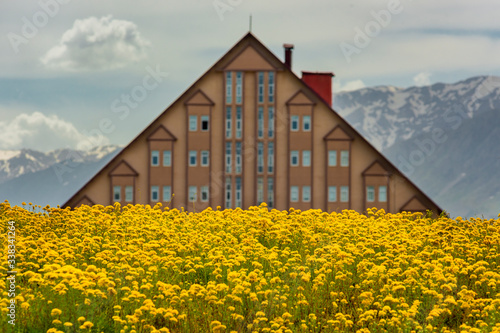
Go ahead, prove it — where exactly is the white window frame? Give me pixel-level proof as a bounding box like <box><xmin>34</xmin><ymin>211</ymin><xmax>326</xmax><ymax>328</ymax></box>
<box><xmin>379</xmin><ymin>186</ymin><xmax>387</xmax><ymax>202</ymax></box>
<box><xmin>151</xmin><ymin>150</ymin><xmax>159</xmax><ymax>166</ymax></box>
<box><xmin>125</xmin><ymin>186</ymin><xmax>133</xmax><ymax>202</ymax></box>
<box><xmin>268</xmin><ymin>72</ymin><xmax>274</xmax><ymax>103</ymax></box>
<box><xmin>201</xmin><ymin>150</ymin><xmax>209</xmax><ymax>167</ymax></box>
<box><xmin>302</xmin><ymin>150</ymin><xmax>311</xmax><ymax>167</ymax></box>
<box><xmin>236</xmin><ymin>106</ymin><xmax>242</xmax><ymax>139</ymax></box>
<box><xmin>151</xmin><ymin>186</ymin><xmax>159</xmax><ymax>202</ymax></box>
<box><xmin>328</xmin><ymin>150</ymin><xmax>337</xmax><ymax>167</ymax></box>
<box><xmin>367</xmin><ymin>186</ymin><xmax>375</xmax><ymax>202</ymax></box>
<box><xmin>340</xmin><ymin>186</ymin><xmax>349</xmax><ymax>202</ymax></box>
<box><xmin>200</xmin><ymin>186</ymin><xmax>209</xmax><ymax>202</ymax></box>
<box><xmin>225</xmin><ymin>177</ymin><xmax>232</xmax><ymax>208</ymax></box>
<box><xmin>267</xmin><ymin>178</ymin><xmax>274</xmax><ymax>208</ymax></box>
<box><xmin>257</xmin><ymin>142</ymin><xmax>264</xmax><ymax>173</ymax></box>
<box><xmin>328</xmin><ymin>186</ymin><xmax>337</xmax><ymax>202</ymax></box>
<box><xmin>189</xmin><ymin>115</ymin><xmax>197</xmax><ymax>132</ymax></box>
<box><xmin>235</xmin><ymin>142</ymin><xmax>242</xmax><ymax>174</ymax></box>
<box><xmin>268</xmin><ymin>106</ymin><xmax>274</xmax><ymax>138</ymax></box>
<box><xmin>302</xmin><ymin>186</ymin><xmax>311</xmax><ymax>202</ymax></box>
<box><xmin>113</xmin><ymin>185</ymin><xmax>121</xmax><ymax>202</ymax></box>
<box><xmin>258</xmin><ymin>106</ymin><xmax>264</xmax><ymax>138</ymax></box>
<box><xmin>291</xmin><ymin>115</ymin><xmax>299</xmax><ymax>131</ymax></box>
<box><xmin>303</xmin><ymin>115</ymin><xmax>311</xmax><ymax>131</ymax></box>
<box><xmin>236</xmin><ymin>72</ymin><xmax>242</xmax><ymax>104</ymax></box>
<box><xmin>290</xmin><ymin>186</ymin><xmax>299</xmax><ymax>202</ymax></box>
<box><xmin>226</xmin><ymin>107</ymin><xmax>232</xmax><ymax>138</ymax></box>
<box><xmin>258</xmin><ymin>72</ymin><xmax>264</xmax><ymax>103</ymax></box>
<box><xmin>188</xmin><ymin>186</ymin><xmax>197</xmax><ymax>202</ymax></box>
<box><xmin>163</xmin><ymin>186</ymin><xmax>171</xmax><ymax>202</ymax></box>
<box><xmin>340</xmin><ymin>150</ymin><xmax>349</xmax><ymax>167</ymax></box>
<box><xmin>226</xmin><ymin>72</ymin><xmax>232</xmax><ymax>104</ymax></box>
<box><xmin>290</xmin><ymin>150</ymin><xmax>299</xmax><ymax>166</ymax></box>
<box><xmin>257</xmin><ymin>177</ymin><xmax>264</xmax><ymax>203</ymax></box>
<box><xmin>235</xmin><ymin>177</ymin><xmax>242</xmax><ymax>207</ymax></box>
<box><xmin>267</xmin><ymin>142</ymin><xmax>274</xmax><ymax>173</ymax></box>
<box><xmin>189</xmin><ymin>150</ymin><xmax>197</xmax><ymax>167</ymax></box>
<box><xmin>225</xmin><ymin>142</ymin><xmax>232</xmax><ymax>173</ymax></box>
<box><xmin>163</xmin><ymin>150</ymin><xmax>171</xmax><ymax>167</ymax></box>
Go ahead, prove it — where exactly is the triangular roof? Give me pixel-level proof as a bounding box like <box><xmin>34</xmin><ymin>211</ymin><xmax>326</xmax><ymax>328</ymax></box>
<box><xmin>147</xmin><ymin>125</ymin><xmax>177</xmax><ymax>141</ymax></box>
<box><xmin>63</xmin><ymin>32</ymin><xmax>442</xmax><ymax>213</ymax></box>
<box><xmin>362</xmin><ymin>160</ymin><xmax>392</xmax><ymax>176</ymax></box>
<box><xmin>324</xmin><ymin>124</ymin><xmax>354</xmax><ymax>141</ymax></box>
<box><xmin>108</xmin><ymin>160</ymin><xmax>139</xmax><ymax>177</ymax></box>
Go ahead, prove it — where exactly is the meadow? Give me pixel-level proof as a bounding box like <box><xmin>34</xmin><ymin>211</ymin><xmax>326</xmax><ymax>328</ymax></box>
<box><xmin>1</xmin><ymin>201</ymin><xmax>500</xmax><ymax>332</ymax></box>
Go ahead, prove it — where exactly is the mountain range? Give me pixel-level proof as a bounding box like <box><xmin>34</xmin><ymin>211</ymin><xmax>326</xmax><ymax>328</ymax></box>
<box><xmin>1</xmin><ymin>76</ymin><xmax>498</xmax><ymax>217</ymax></box>
<box><xmin>333</xmin><ymin>75</ymin><xmax>500</xmax><ymax>218</ymax></box>
<box><xmin>0</xmin><ymin>145</ymin><xmax>121</xmax><ymax>208</ymax></box>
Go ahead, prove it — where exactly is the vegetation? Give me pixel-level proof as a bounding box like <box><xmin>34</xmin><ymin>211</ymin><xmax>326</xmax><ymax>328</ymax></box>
<box><xmin>2</xmin><ymin>202</ymin><xmax>500</xmax><ymax>332</ymax></box>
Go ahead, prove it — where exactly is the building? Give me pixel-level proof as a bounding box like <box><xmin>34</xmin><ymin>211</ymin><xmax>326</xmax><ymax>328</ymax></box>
<box><xmin>63</xmin><ymin>33</ymin><xmax>441</xmax><ymax>214</ymax></box>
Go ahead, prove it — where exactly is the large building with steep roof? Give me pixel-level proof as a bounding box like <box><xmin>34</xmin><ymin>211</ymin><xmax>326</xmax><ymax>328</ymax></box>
<box><xmin>64</xmin><ymin>33</ymin><xmax>441</xmax><ymax>214</ymax></box>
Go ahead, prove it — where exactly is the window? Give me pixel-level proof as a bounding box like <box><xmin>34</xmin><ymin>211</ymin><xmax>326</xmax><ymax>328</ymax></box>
<box><xmin>163</xmin><ymin>150</ymin><xmax>171</xmax><ymax>167</ymax></box>
<box><xmin>189</xmin><ymin>151</ymin><xmax>197</xmax><ymax>166</ymax></box>
<box><xmin>258</xmin><ymin>72</ymin><xmax>264</xmax><ymax>103</ymax></box>
<box><xmin>341</xmin><ymin>186</ymin><xmax>349</xmax><ymax>202</ymax></box>
<box><xmin>303</xmin><ymin>186</ymin><xmax>311</xmax><ymax>202</ymax></box>
<box><xmin>267</xmin><ymin>178</ymin><xmax>274</xmax><ymax>208</ymax></box>
<box><xmin>236</xmin><ymin>72</ymin><xmax>242</xmax><ymax>104</ymax></box>
<box><xmin>340</xmin><ymin>150</ymin><xmax>349</xmax><ymax>167</ymax></box>
<box><xmin>268</xmin><ymin>72</ymin><xmax>274</xmax><ymax>103</ymax></box>
<box><xmin>201</xmin><ymin>151</ymin><xmax>209</xmax><ymax>167</ymax></box>
<box><xmin>236</xmin><ymin>106</ymin><xmax>242</xmax><ymax>138</ymax></box>
<box><xmin>226</xmin><ymin>107</ymin><xmax>232</xmax><ymax>138</ymax></box>
<box><xmin>235</xmin><ymin>177</ymin><xmax>242</xmax><ymax>207</ymax></box>
<box><xmin>267</xmin><ymin>142</ymin><xmax>274</xmax><ymax>173</ymax></box>
<box><xmin>163</xmin><ymin>186</ymin><xmax>171</xmax><ymax>202</ymax></box>
<box><xmin>291</xmin><ymin>115</ymin><xmax>299</xmax><ymax>131</ymax></box>
<box><xmin>258</xmin><ymin>106</ymin><xmax>264</xmax><ymax>138</ymax></box>
<box><xmin>328</xmin><ymin>186</ymin><xmax>337</xmax><ymax>202</ymax></box>
<box><xmin>235</xmin><ymin>142</ymin><xmax>242</xmax><ymax>174</ymax></box>
<box><xmin>189</xmin><ymin>115</ymin><xmax>197</xmax><ymax>131</ymax></box>
<box><xmin>290</xmin><ymin>186</ymin><xmax>299</xmax><ymax>202</ymax></box>
<box><xmin>113</xmin><ymin>186</ymin><xmax>121</xmax><ymax>202</ymax></box>
<box><xmin>201</xmin><ymin>186</ymin><xmax>209</xmax><ymax>202</ymax></box>
<box><xmin>225</xmin><ymin>142</ymin><xmax>232</xmax><ymax>173</ymax></box>
<box><xmin>302</xmin><ymin>150</ymin><xmax>311</xmax><ymax>167</ymax></box>
<box><xmin>257</xmin><ymin>177</ymin><xmax>264</xmax><ymax>203</ymax></box>
<box><xmin>151</xmin><ymin>150</ymin><xmax>159</xmax><ymax>166</ymax></box>
<box><xmin>151</xmin><ymin>186</ymin><xmax>159</xmax><ymax>202</ymax></box>
<box><xmin>379</xmin><ymin>186</ymin><xmax>387</xmax><ymax>202</ymax></box>
<box><xmin>328</xmin><ymin>150</ymin><xmax>337</xmax><ymax>167</ymax></box>
<box><xmin>125</xmin><ymin>186</ymin><xmax>133</xmax><ymax>202</ymax></box>
<box><xmin>188</xmin><ymin>186</ymin><xmax>197</xmax><ymax>202</ymax></box>
<box><xmin>201</xmin><ymin>116</ymin><xmax>209</xmax><ymax>131</ymax></box>
<box><xmin>303</xmin><ymin>115</ymin><xmax>311</xmax><ymax>131</ymax></box>
<box><xmin>225</xmin><ymin>177</ymin><xmax>232</xmax><ymax>208</ymax></box>
<box><xmin>257</xmin><ymin>142</ymin><xmax>264</xmax><ymax>173</ymax></box>
<box><xmin>290</xmin><ymin>151</ymin><xmax>299</xmax><ymax>166</ymax></box>
<box><xmin>268</xmin><ymin>106</ymin><xmax>274</xmax><ymax>138</ymax></box>
<box><xmin>226</xmin><ymin>72</ymin><xmax>232</xmax><ymax>104</ymax></box>
<box><xmin>367</xmin><ymin>186</ymin><xmax>375</xmax><ymax>202</ymax></box>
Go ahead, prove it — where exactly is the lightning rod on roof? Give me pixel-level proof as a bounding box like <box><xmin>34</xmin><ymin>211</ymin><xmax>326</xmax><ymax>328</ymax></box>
<box><xmin>249</xmin><ymin>14</ymin><xmax>252</xmax><ymax>32</ymax></box>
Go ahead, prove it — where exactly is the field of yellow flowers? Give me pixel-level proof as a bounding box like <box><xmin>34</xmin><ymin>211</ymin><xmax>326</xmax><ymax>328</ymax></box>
<box><xmin>1</xmin><ymin>202</ymin><xmax>500</xmax><ymax>333</ymax></box>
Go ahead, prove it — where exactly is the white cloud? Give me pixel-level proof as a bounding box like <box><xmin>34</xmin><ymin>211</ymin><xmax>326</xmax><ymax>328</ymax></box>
<box><xmin>413</xmin><ymin>72</ymin><xmax>432</xmax><ymax>87</ymax></box>
<box><xmin>337</xmin><ymin>79</ymin><xmax>366</xmax><ymax>92</ymax></box>
<box><xmin>0</xmin><ymin>112</ymin><xmax>109</xmax><ymax>151</ymax></box>
<box><xmin>41</xmin><ymin>15</ymin><xmax>150</xmax><ymax>71</ymax></box>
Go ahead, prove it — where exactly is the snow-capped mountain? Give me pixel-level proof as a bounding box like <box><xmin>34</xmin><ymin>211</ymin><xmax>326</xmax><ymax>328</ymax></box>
<box><xmin>0</xmin><ymin>145</ymin><xmax>121</xmax><ymax>207</ymax></box>
<box><xmin>0</xmin><ymin>145</ymin><xmax>120</xmax><ymax>184</ymax></box>
<box><xmin>333</xmin><ymin>76</ymin><xmax>500</xmax><ymax>218</ymax></box>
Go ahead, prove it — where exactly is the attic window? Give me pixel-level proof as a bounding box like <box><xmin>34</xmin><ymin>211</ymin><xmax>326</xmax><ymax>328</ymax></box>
<box><xmin>201</xmin><ymin>116</ymin><xmax>209</xmax><ymax>131</ymax></box>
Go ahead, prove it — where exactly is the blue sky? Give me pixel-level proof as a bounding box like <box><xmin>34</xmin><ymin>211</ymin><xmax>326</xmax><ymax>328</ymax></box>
<box><xmin>1</xmin><ymin>0</ymin><xmax>500</xmax><ymax>152</ymax></box>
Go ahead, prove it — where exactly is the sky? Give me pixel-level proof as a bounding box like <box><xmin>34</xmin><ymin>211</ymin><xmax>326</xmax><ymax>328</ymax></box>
<box><xmin>1</xmin><ymin>0</ymin><xmax>500</xmax><ymax>152</ymax></box>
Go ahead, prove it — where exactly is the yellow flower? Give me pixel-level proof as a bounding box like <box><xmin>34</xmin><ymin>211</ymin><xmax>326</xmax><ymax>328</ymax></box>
<box><xmin>51</xmin><ymin>308</ymin><xmax>62</xmax><ymax>316</ymax></box>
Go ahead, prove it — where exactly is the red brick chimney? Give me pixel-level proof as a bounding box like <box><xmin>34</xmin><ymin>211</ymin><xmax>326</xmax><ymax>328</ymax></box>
<box><xmin>301</xmin><ymin>71</ymin><xmax>335</xmax><ymax>106</ymax></box>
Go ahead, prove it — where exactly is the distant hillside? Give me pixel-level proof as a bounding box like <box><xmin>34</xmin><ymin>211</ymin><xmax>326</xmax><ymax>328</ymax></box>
<box><xmin>333</xmin><ymin>76</ymin><xmax>500</xmax><ymax>218</ymax></box>
<box><xmin>0</xmin><ymin>145</ymin><xmax>121</xmax><ymax>207</ymax></box>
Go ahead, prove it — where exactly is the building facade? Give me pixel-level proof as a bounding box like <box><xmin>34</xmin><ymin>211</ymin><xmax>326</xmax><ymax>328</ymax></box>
<box><xmin>64</xmin><ymin>33</ymin><xmax>441</xmax><ymax>214</ymax></box>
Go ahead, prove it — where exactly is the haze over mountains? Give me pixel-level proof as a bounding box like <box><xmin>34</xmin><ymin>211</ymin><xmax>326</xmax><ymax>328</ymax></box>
<box><xmin>333</xmin><ymin>75</ymin><xmax>500</xmax><ymax>218</ymax></box>
<box><xmin>1</xmin><ymin>76</ymin><xmax>498</xmax><ymax>217</ymax></box>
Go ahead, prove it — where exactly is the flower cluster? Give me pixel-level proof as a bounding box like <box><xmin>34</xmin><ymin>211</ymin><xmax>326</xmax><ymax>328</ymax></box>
<box><xmin>1</xmin><ymin>202</ymin><xmax>500</xmax><ymax>332</ymax></box>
